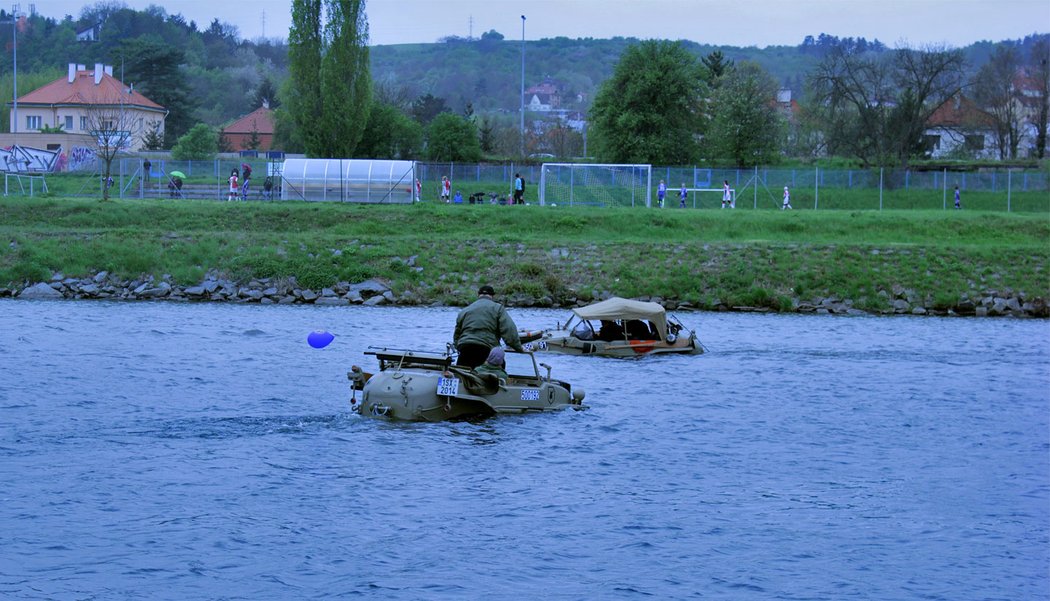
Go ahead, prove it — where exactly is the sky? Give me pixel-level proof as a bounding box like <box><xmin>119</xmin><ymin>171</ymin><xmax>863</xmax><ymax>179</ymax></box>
<box><xmin>37</xmin><ymin>0</ymin><xmax>1050</xmax><ymax>48</ymax></box>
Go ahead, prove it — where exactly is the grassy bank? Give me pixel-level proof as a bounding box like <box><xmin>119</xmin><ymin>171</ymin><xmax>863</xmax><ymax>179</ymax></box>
<box><xmin>1</xmin><ymin>196</ymin><xmax>1047</xmax><ymax>312</ymax></box>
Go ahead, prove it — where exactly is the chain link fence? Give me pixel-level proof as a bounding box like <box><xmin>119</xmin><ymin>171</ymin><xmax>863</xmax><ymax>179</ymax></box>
<box><xmin>23</xmin><ymin>158</ymin><xmax>1050</xmax><ymax>212</ymax></box>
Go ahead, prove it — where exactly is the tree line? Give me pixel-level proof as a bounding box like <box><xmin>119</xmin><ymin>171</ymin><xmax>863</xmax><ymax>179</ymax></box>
<box><xmin>4</xmin><ymin>2</ymin><xmax>1048</xmax><ymax>165</ymax></box>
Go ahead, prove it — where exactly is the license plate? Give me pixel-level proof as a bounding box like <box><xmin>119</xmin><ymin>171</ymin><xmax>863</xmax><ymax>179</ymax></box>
<box><xmin>520</xmin><ymin>388</ymin><xmax>540</xmax><ymax>401</ymax></box>
<box><xmin>437</xmin><ymin>377</ymin><xmax>459</xmax><ymax>397</ymax></box>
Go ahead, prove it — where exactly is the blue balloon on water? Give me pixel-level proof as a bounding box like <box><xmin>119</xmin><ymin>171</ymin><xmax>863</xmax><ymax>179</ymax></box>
<box><xmin>307</xmin><ymin>330</ymin><xmax>335</xmax><ymax>349</ymax></box>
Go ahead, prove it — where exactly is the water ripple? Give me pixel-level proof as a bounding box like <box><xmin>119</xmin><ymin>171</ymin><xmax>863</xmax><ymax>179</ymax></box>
<box><xmin>0</xmin><ymin>301</ymin><xmax>1046</xmax><ymax>600</ymax></box>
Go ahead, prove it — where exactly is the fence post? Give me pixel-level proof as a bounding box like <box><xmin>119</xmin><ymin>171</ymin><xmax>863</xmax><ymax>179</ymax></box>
<box><xmin>814</xmin><ymin>166</ymin><xmax>819</xmax><ymax>210</ymax></box>
<box><xmin>879</xmin><ymin>168</ymin><xmax>883</xmax><ymax>211</ymax></box>
<box><xmin>753</xmin><ymin>166</ymin><xmax>758</xmax><ymax>209</ymax></box>
<box><xmin>942</xmin><ymin>168</ymin><xmax>947</xmax><ymax>210</ymax></box>
<box><xmin>1007</xmin><ymin>169</ymin><xmax>1012</xmax><ymax>212</ymax></box>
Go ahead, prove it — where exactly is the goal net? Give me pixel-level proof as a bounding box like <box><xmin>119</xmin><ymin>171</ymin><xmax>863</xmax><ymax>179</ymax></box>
<box><xmin>538</xmin><ymin>163</ymin><xmax>652</xmax><ymax>207</ymax></box>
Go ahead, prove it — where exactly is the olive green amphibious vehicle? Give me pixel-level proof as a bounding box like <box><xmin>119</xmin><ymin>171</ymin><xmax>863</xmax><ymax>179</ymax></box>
<box><xmin>520</xmin><ymin>297</ymin><xmax>705</xmax><ymax>358</ymax></box>
<box><xmin>348</xmin><ymin>347</ymin><xmax>586</xmax><ymax>421</ymax></box>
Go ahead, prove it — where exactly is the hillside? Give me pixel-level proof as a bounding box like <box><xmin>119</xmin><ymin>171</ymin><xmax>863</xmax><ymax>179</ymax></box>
<box><xmin>370</xmin><ymin>37</ymin><xmax>823</xmax><ymax>115</ymax></box>
<box><xmin>368</xmin><ymin>34</ymin><xmax>1043</xmax><ymax>116</ymax></box>
<box><xmin>1</xmin><ymin>2</ymin><xmax>1045</xmax><ymax>133</ymax></box>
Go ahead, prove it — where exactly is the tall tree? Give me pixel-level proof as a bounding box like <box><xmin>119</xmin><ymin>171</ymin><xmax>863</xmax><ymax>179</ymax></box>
<box><xmin>171</xmin><ymin>123</ymin><xmax>218</xmax><ymax>160</ymax></box>
<box><xmin>808</xmin><ymin>44</ymin><xmax>965</xmax><ymax>166</ymax></box>
<box><xmin>707</xmin><ymin>62</ymin><xmax>783</xmax><ymax>166</ymax></box>
<box><xmin>974</xmin><ymin>45</ymin><xmax>1024</xmax><ymax>159</ymax></box>
<box><xmin>411</xmin><ymin>93</ymin><xmax>449</xmax><ymax>124</ymax></box>
<box><xmin>287</xmin><ymin>0</ymin><xmax>371</xmax><ymax>158</ymax></box>
<box><xmin>116</xmin><ymin>38</ymin><xmax>194</xmax><ymax>147</ymax></box>
<box><xmin>355</xmin><ymin>101</ymin><xmax>423</xmax><ymax>159</ymax></box>
<box><xmin>321</xmin><ymin>0</ymin><xmax>372</xmax><ymax>157</ymax></box>
<box><xmin>589</xmin><ymin>40</ymin><xmax>707</xmax><ymax>164</ymax></box>
<box><xmin>891</xmin><ymin>46</ymin><xmax>967</xmax><ymax>165</ymax></box>
<box><xmin>425</xmin><ymin>113</ymin><xmax>481</xmax><ymax>162</ymax></box>
<box><xmin>286</xmin><ymin>1</ymin><xmax>322</xmax><ymax>153</ymax></box>
<box><xmin>808</xmin><ymin>46</ymin><xmax>893</xmax><ymax>165</ymax></box>
<box><xmin>1030</xmin><ymin>38</ymin><xmax>1050</xmax><ymax>158</ymax></box>
<box><xmin>252</xmin><ymin>78</ymin><xmax>281</xmax><ymax>109</ymax></box>
<box><xmin>702</xmin><ymin>50</ymin><xmax>734</xmax><ymax>87</ymax></box>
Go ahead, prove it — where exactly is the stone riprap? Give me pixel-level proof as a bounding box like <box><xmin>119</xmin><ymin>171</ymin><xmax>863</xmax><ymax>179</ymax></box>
<box><xmin>0</xmin><ymin>271</ymin><xmax>1046</xmax><ymax>318</ymax></box>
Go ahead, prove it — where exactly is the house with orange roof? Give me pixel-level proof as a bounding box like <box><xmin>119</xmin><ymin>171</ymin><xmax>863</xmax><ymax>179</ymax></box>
<box><xmin>526</xmin><ymin>79</ymin><xmax>561</xmax><ymax>112</ymax></box>
<box><xmin>9</xmin><ymin>63</ymin><xmax>167</xmax><ymax>152</ymax></box>
<box><xmin>221</xmin><ymin>105</ymin><xmax>275</xmax><ymax>152</ymax></box>
<box><xmin>924</xmin><ymin>94</ymin><xmax>997</xmax><ymax>159</ymax></box>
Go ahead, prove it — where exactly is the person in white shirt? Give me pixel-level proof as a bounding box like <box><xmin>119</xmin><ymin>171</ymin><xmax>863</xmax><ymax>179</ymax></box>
<box><xmin>722</xmin><ymin>180</ymin><xmax>734</xmax><ymax>209</ymax></box>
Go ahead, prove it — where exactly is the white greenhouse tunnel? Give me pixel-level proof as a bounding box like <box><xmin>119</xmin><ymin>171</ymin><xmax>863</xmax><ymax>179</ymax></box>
<box><xmin>280</xmin><ymin>158</ymin><xmax>416</xmax><ymax>203</ymax></box>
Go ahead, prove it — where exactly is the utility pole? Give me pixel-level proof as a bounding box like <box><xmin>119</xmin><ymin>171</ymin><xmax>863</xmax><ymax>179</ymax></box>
<box><xmin>7</xmin><ymin>4</ymin><xmax>19</xmax><ymax>138</ymax></box>
<box><xmin>520</xmin><ymin>15</ymin><xmax>526</xmax><ymax>158</ymax></box>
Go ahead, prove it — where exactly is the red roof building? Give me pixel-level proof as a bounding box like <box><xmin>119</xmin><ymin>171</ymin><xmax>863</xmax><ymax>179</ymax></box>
<box><xmin>221</xmin><ymin>106</ymin><xmax>275</xmax><ymax>152</ymax></box>
<box><xmin>10</xmin><ymin>63</ymin><xmax>166</xmax><ymax>151</ymax></box>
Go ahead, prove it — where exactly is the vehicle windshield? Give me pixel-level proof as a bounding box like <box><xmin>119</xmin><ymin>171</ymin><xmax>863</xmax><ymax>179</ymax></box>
<box><xmin>504</xmin><ymin>351</ymin><xmax>538</xmax><ymax>378</ymax></box>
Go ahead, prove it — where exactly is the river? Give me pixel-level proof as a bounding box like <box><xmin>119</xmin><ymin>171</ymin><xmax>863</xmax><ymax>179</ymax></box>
<box><xmin>1</xmin><ymin>300</ymin><xmax>1047</xmax><ymax>600</ymax></box>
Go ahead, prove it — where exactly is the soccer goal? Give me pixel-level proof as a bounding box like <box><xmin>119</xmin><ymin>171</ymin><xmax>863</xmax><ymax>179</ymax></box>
<box><xmin>538</xmin><ymin>163</ymin><xmax>652</xmax><ymax>207</ymax></box>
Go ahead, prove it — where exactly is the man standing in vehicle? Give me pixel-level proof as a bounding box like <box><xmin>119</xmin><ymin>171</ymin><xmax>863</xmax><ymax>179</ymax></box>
<box><xmin>454</xmin><ymin>285</ymin><xmax>525</xmax><ymax>368</ymax></box>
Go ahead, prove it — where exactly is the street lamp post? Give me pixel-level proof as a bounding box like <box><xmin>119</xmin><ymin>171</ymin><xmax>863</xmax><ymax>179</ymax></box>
<box><xmin>3</xmin><ymin>5</ymin><xmax>17</xmax><ymax>137</ymax></box>
<box><xmin>520</xmin><ymin>14</ymin><xmax>525</xmax><ymax>158</ymax></box>
<box><xmin>11</xmin><ymin>8</ymin><xmax>15</xmax><ymax>137</ymax></box>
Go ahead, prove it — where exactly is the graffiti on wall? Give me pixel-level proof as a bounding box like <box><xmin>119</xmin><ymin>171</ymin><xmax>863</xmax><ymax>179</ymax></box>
<box><xmin>0</xmin><ymin>145</ymin><xmax>61</xmax><ymax>173</ymax></box>
<box><xmin>64</xmin><ymin>146</ymin><xmax>98</xmax><ymax>172</ymax></box>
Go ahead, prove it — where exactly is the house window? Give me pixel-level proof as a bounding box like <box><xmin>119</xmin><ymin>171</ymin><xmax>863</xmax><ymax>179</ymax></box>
<box><xmin>64</xmin><ymin>116</ymin><xmax>74</xmax><ymax>130</ymax></box>
<box><xmin>965</xmin><ymin>135</ymin><xmax>985</xmax><ymax>151</ymax></box>
<box><xmin>26</xmin><ymin>115</ymin><xmax>41</xmax><ymax>130</ymax></box>
<box><xmin>923</xmin><ymin>135</ymin><xmax>941</xmax><ymax>151</ymax></box>
<box><xmin>81</xmin><ymin>116</ymin><xmax>88</xmax><ymax>130</ymax></box>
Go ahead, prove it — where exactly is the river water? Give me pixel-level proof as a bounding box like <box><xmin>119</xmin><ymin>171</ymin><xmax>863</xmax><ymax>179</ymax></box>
<box><xmin>0</xmin><ymin>300</ymin><xmax>1047</xmax><ymax>600</ymax></box>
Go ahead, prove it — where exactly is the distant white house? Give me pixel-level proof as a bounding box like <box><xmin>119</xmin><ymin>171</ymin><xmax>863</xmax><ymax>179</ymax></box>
<box><xmin>10</xmin><ymin>63</ymin><xmax>167</xmax><ymax>152</ymax></box>
<box><xmin>525</xmin><ymin>79</ymin><xmax>561</xmax><ymax>113</ymax></box>
<box><xmin>75</xmin><ymin>24</ymin><xmax>100</xmax><ymax>42</ymax></box>
<box><xmin>924</xmin><ymin>94</ymin><xmax>998</xmax><ymax>159</ymax></box>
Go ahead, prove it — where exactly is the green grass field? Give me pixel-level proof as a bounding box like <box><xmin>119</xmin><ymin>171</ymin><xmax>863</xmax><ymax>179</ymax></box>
<box><xmin>1</xmin><ymin>196</ymin><xmax>1047</xmax><ymax>311</ymax></box>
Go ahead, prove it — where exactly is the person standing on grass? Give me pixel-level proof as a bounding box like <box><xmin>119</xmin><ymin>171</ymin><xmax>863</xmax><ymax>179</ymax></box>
<box><xmin>782</xmin><ymin>186</ymin><xmax>792</xmax><ymax>210</ymax></box>
<box><xmin>441</xmin><ymin>176</ymin><xmax>451</xmax><ymax>203</ymax></box>
<box><xmin>658</xmin><ymin>180</ymin><xmax>667</xmax><ymax>208</ymax></box>
<box><xmin>514</xmin><ymin>172</ymin><xmax>525</xmax><ymax>204</ymax></box>
<box><xmin>723</xmin><ymin>180</ymin><xmax>734</xmax><ymax>209</ymax></box>
<box><xmin>679</xmin><ymin>183</ymin><xmax>688</xmax><ymax>208</ymax></box>
<box><xmin>228</xmin><ymin>168</ymin><xmax>239</xmax><ymax>201</ymax></box>
<box><xmin>241</xmin><ymin>163</ymin><xmax>253</xmax><ymax>201</ymax></box>
<box><xmin>954</xmin><ymin>185</ymin><xmax>962</xmax><ymax>209</ymax></box>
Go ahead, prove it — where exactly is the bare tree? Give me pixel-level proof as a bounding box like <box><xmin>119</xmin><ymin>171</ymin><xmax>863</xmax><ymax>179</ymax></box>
<box><xmin>974</xmin><ymin>46</ymin><xmax>1024</xmax><ymax>159</ymax></box>
<box><xmin>890</xmin><ymin>45</ymin><xmax>967</xmax><ymax>165</ymax></box>
<box><xmin>807</xmin><ymin>44</ymin><xmax>965</xmax><ymax>166</ymax></box>
<box><xmin>1031</xmin><ymin>38</ymin><xmax>1050</xmax><ymax>159</ymax></box>
<box><xmin>808</xmin><ymin>46</ymin><xmax>895</xmax><ymax>166</ymax></box>
<box><xmin>85</xmin><ymin>95</ymin><xmax>144</xmax><ymax>201</ymax></box>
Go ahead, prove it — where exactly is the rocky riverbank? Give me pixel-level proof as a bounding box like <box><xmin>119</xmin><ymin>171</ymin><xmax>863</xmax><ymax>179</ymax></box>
<box><xmin>3</xmin><ymin>270</ymin><xmax>1046</xmax><ymax>318</ymax></box>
